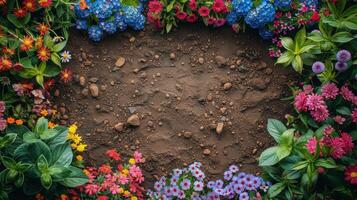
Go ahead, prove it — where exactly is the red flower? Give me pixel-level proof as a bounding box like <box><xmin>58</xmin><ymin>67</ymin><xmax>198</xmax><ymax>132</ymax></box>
<box><xmin>44</xmin><ymin>79</ymin><xmax>55</xmax><ymax>90</ymax></box>
<box><xmin>175</xmin><ymin>11</ymin><xmax>187</xmax><ymax>20</ymax></box>
<box><xmin>311</xmin><ymin>11</ymin><xmax>320</xmax><ymax>21</ymax></box>
<box><xmin>12</xmin><ymin>63</ymin><xmax>24</xmax><ymax>72</ymax></box>
<box><xmin>36</xmin><ymin>23</ymin><xmax>49</xmax><ymax>35</ymax></box>
<box><xmin>207</xmin><ymin>17</ymin><xmax>216</xmax><ymax>25</ymax></box>
<box><xmin>214</xmin><ymin>18</ymin><xmax>226</xmax><ymax>27</ymax></box>
<box><xmin>14</xmin><ymin>7</ymin><xmax>27</xmax><ymax>18</ymax></box>
<box><xmin>38</xmin><ymin>0</ymin><xmax>52</xmax><ymax>8</ymax></box>
<box><xmin>188</xmin><ymin>0</ymin><xmax>197</xmax><ymax>11</ymax></box>
<box><xmin>0</xmin><ymin>57</ymin><xmax>12</xmax><ymax>71</ymax></box>
<box><xmin>198</xmin><ymin>6</ymin><xmax>210</xmax><ymax>17</ymax></box>
<box><xmin>60</xmin><ymin>68</ymin><xmax>73</xmax><ymax>83</ymax></box>
<box><xmin>106</xmin><ymin>149</ymin><xmax>121</xmax><ymax>161</ymax></box>
<box><xmin>23</xmin><ymin>0</ymin><xmax>37</xmax><ymax>12</ymax></box>
<box><xmin>96</xmin><ymin>196</ymin><xmax>108</xmax><ymax>200</ymax></box>
<box><xmin>2</xmin><ymin>47</ymin><xmax>14</xmax><ymax>55</ymax></box>
<box><xmin>148</xmin><ymin>0</ymin><xmax>163</xmax><ymax>13</ymax></box>
<box><xmin>186</xmin><ymin>14</ymin><xmax>198</xmax><ymax>23</ymax></box>
<box><xmin>20</xmin><ymin>35</ymin><xmax>34</xmax><ymax>51</ymax></box>
<box><xmin>99</xmin><ymin>164</ymin><xmax>111</xmax><ymax>174</ymax></box>
<box><xmin>212</xmin><ymin>0</ymin><xmax>226</xmax><ymax>13</ymax></box>
<box><xmin>0</xmin><ymin>0</ymin><xmax>6</xmax><ymax>6</ymax></box>
<box><xmin>37</xmin><ymin>47</ymin><xmax>50</xmax><ymax>61</ymax></box>
<box><xmin>344</xmin><ymin>165</ymin><xmax>357</xmax><ymax>184</ymax></box>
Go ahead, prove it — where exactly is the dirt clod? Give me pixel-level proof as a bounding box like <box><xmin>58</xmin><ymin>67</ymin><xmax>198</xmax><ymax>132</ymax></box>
<box><xmin>89</xmin><ymin>84</ymin><xmax>99</xmax><ymax>97</ymax></box>
<box><xmin>127</xmin><ymin>114</ymin><xmax>140</xmax><ymax>126</ymax></box>
<box><xmin>115</xmin><ymin>57</ymin><xmax>126</xmax><ymax>67</ymax></box>
<box><xmin>216</xmin><ymin>122</ymin><xmax>224</xmax><ymax>134</ymax></box>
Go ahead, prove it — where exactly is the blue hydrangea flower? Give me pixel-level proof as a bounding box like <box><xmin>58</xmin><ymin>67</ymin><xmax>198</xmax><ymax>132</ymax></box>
<box><xmin>74</xmin><ymin>5</ymin><xmax>91</xmax><ymax>19</ymax></box>
<box><xmin>232</xmin><ymin>0</ymin><xmax>253</xmax><ymax>16</ymax></box>
<box><xmin>110</xmin><ymin>0</ymin><xmax>122</xmax><ymax>11</ymax></box>
<box><xmin>99</xmin><ymin>21</ymin><xmax>118</xmax><ymax>34</ymax></box>
<box><xmin>114</xmin><ymin>13</ymin><xmax>128</xmax><ymax>31</ymax></box>
<box><xmin>245</xmin><ymin>1</ymin><xmax>276</xmax><ymax>29</ymax></box>
<box><xmin>75</xmin><ymin>19</ymin><xmax>88</xmax><ymax>30</ymax></box>
<box><xmin>300</xmin><ymin>0</ymin><xmax>318</xmax><ymax>7</ymax></box>
<box><xmin>88</xmin><ymin>25</ymin><xmax>104</xmax><ymax>42</ymax></box>
<box><xmin>226</xmin><ymin>12</ymin><xmax>240</xmax><ymax>25</ymax></box>
<box><xmin>123</xmin><ymin>6</ymin><xmax>146</xmax><ymax>30</ymax></box>
<box><xmin>274</xmin><ymin>0</ymin><xmax>292</xmax><ymax>9</ymax></box>
<box><xmin>259</xmin><ymin>28</ymin><xmax>274</xmax><ymax>40</ymax></box>
<box><xmin>92</xmin><ymin>0</ymin><xmax>114</xmax><ymax>19</ymax></box>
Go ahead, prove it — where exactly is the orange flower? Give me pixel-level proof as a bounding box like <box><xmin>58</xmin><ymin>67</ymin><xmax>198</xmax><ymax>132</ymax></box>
<box><xmin>14</xmin><ymin>7</ymin><xmax>27</xmax><ymax>18</ymax></box>
<box><xmin>35</xmin><ymin>193</ymin><xmax>45</xmax><ymax>200</ymax></box>
<box><xmin>40</xmin><ymin>109</ymin><xmax>48</xmax><ymax>116</ymax></box>
<box><xmin>0</xmin><ymin>57</ymin><xmax>12</xmax><ymax>71</ymax></box>
<box><xmin>59</xmin><ymin>194</ymin><xmax>69</xmax><ymax>200</ymax></box>
<box><xmin>37</xmin><ymin>47</ymin><xmax>50</xmax><ymax>61</ymax></box>
<box><xmin>60</xmin><ymin>68</ymin><xmax>73</xmax><ymax>83</ymax></box>
<box><xmin>99</xmin><ymin>164</ymin><xmax>112</xmax><ymax>174</ymax></box>
<box><xmin>48</xmin><ymin>121</ymin><xmax>56</xmax><ymax>128</ymax></box>
<box><xmin>22</xmin><ymin>82</ymin><xmax>34</xmax><ymax>90</ymax></box>
<box><xmin>23</xmin><ymin>0</ymin><xmax>37</xmax><ymax>12</ymax></box>
<box><xmin>20</xmin><ymin>36</ymin><xmax>34</xmax><ymax>51</ymax></box>
<box><xmin>15</xmin><ymin>119</ymin><xmax>23</xmax><ymax>125</ymax></box>
<box><xmin>35</xmin><ymin>36</ymin><xmax>43</xmax><ymax>49</ymax></box>
<box><xmin>7</xmin><ymin>117</ymin><xmax>15</xmax><ymax>124</ymax></box>
<box><xmin>0</xmin><ymin>0</ymin><xmax>7</xmax><ymax>6</ymax></box>
<box><xmin>2</xmin><ymin>47</ymin><xmax>15</xmax><ymax>55</ymax></box>
<box><xmin>36</xmin><ymin>23</ymin><xmax>49</xmax><ymax>35</ymax></box>
<box><xmin>79</xmin><ymin>0</ymin><xmax>87</xmax><ymax>10</ymax></box>
<box><xmin>38</xmin><ymin>0</ymin><xmax>52</xmax><ymax>8</ymax></box>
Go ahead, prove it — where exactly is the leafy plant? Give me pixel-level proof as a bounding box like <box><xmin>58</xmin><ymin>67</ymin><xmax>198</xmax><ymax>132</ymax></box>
<box><xmin>0</xmin><ymin>117</ymin><xmax>88</xmax><ymax>199</ymax></box>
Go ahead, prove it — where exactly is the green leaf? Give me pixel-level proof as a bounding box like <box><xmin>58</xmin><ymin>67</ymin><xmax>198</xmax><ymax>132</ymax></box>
<box><xmin>50</xmin><ymin>143</ymin><xmax>73</xmax><ymax>167</ymax></box>
<box><xmin>53</xmin><ymin>41</ymin><xmax>67</xmax><ymax>52</ymax></box>
<box><xmin>40</xmin><ymin>129</ymin><xmax>58</xmax><ymax>140</ymax></box>
<box><xmin>14</xmin><ymin>141</ymin><xmax>51</xmax><ymax>163</ymax></box>
<box><xmin>279</xmin><ymin>129</ymin><xmax>295</xmax><ymax>147</ymax></box>
<box><xmin>267</xmin><ymin>119</ymin><xmax>287</xmax><ymax>143</ymax></box>
<box><xmin>23</xmin><ymin>131</ymin><xmax>39</xmax><ymax>143</ymax></box>
<box><xmin>308</xmin><ymin>32</ymin><xmax>324</xmax><ymax>42</ymax></box>
<box><xmin>351</xmin><ymin>130</ymin><xmax>357</xmax><ymax>141</ymax></box>
<box><xmin>14</xmin><ymin>173</ymin><xmax>24</xmax><ymax>187</ymax></box>
<box><xmin>41</xmin><ymin>173</ymin><xmax>52</xmax><ymax>190</ymax></box>
<box><xmin>281</xmin><ymin>37</ymin><xmax>294</xmax><ymax>51</ymax></box>
<box><xmin>59</xmin><ymin>166</ymin><xmax>88</xmax><ymax>187</ymax></box>
<box><xmin>46</xmin><ymin>126</ymin><xmax>68</xmax><ymax>147</ymax></box>
<box><xmin>36</xmin><ymin>75</ymin><xmax>44</xmax><ymax>88</ymax></box>
<box><xmin>37</xmin><ymin>155</ymin><xmax>49</xmax><ymax>172</ymax></box>
<box><xmin>292</xmin><ymin>55</ymin><xmax>303</xmax><ymax>74</ymax></box>
<box><xmin>292</xmin><ymin>160</ymin><xmax>309</xmax><ymax>170</ymax></box>
<box><xmin>299</xmin><ymin>45</ymin><xmax>316</xmax><ymax>54</ymax></box>
<box><xmin>276</xmin><ymin>51</ymin><xmax>293</xmax><ymax>65</ymax></box>
<box><xmin>268</xmin><ymin>182</ymin><xmax>286</xmax><ymax>198</ymax></box>
<box><xmin>34</xmin><ymin>117</ymin><xmax>48</xmax><ymax>135</ymax></box>
<box><xmin>7</xmin><ymin>13</ymin><xmax>31</xmax><ymax>28</ymax></box>
<box><xmin>1</xmin><ymin>156</ymin><xmax>17</xmax><ymax>169</ymax></box>
<box><xmin>43</xmin><ymin>63</ymin><xmax>61</xmax><ymax>77</ymax></box>
<box><xmin>315</xmin><ymin>158</ymin><xmax>337</xmax><ymax>169</ymax></box>
<box><xmin>336</xmin><ymin>107</ymin><xmax>351</xmax><ymax>115</ymax></box>
<box><xmin>276</xmin><ymin>146</ymin><xmax>291</xmax><ymax>161</ymax></box>
<box><xmin>166</xmin><ymin>0</ymin><xmax>175</xmax><ymax>12</ymax></box>
<box><xmin>51</xmin><ymin>53</ymin><xmax>61</xmax><ymax>66</ymax></box>
<box><xmin>0</xmin><ymin>133</ymin><xmax>17</xmax><ymax>149</ymax></box>
<box><xmin>342</xmin><ymin>21</ymin><xmax>357</xmax><ymax>30</ymax></box>
<box><xmin>295</xmin><ymin>28</ymin><xmax>306</xmax><ymax>47</ymax></box>
<box><xmin>259</xmin><ymin>146</ymin><xmax>279</xmax><ymax>166</ymax></box>
<box><xmin>331</xmin><ymin>32</ymin><xmax>354</xmax><ymax>43</ymax></box>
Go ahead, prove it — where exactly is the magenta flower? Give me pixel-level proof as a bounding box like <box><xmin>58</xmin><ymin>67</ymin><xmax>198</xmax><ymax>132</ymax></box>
<box><xmin>294</xmin><ymin>92</ymin><xmax>308</xmax><ymax>112</ymax></box>
<box><xmin>330</xmin><ymin>138</ymin><xmax>346</xmax><ymax>159</ymax></box>
<box><xmin>341</xmin><ymin>132</ymin><xmax>354</xmax><ymax>153</ymax></box>
<box><xmin>340</xmin><ymin>85</ymin><xmax>355</xmax><ymax>102</ymax></box>
<box><xmin>306</xmin><ymin>137</ymin><xmax>318</xmax><ymax>154</ymax></box>
<box><xmin>310</xmin><ymin>106</ymin><xmax>329</xmax><ymax>122</ymax></box>
<box><xmin>352</xmin><ymin>108</ymin><xmax>357</xmax><ymax>124</ymax></box>
<box><xmin>333</xmin><ymin>115</ymin><xmax>346</xmax><ymax>125</ymax></box>
<box><xmin>306</xmin><ymin>94</ymin><xmax>325</xmax><ymax>111</ymax></box>
<box><xmin>84</xmin><ymin>184</ymin><xmax>99</xmax><ymax>195</ymax></box>
<box><xmin>0</xmin><ymin>101</ymin><xmax>5</xmax><ymax>113</ymax></box>
<box><xmin>134</xmin><ymin>151</ymin><xmax>142</xmax><ymax>163</ymax></box>
<box><xmin>321</xmin><ymin>83</ymin><xmax>339</xmax><ymax>100</ymax></box>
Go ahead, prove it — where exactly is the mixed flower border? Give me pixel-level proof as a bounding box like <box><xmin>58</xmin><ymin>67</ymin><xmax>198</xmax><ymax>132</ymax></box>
<box><xmin>0</xmin><ymin>0</ymin><xmax>356</xmax><ymax>200</ymax></box>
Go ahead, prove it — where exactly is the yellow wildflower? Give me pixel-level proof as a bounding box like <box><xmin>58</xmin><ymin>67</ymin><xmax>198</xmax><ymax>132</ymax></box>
<box><xmin>72</xmin><ymin>134</ymin><xmax>82</xmax><ymax>144</ymax></box>
<box><xmin>68</xmin><ymin>124</ymin><xmax>78</xmax><ymax>134</ymax></box>
<box><xmin>119</xmin><ymin>188</ymin><xmax>124</xmax><ymax>194</ymax></box>
<box><xmin>124</xmin><ymin>191</ymin><xmax>131</xmax><ymax>197</ymax></box>
<box><xmin>122</xmin><ymin>169</ymin><xmax>129</xmax><ymax>175</ymax></box>
<box><xmin>71</xmin><ymin>143</ymin><xmax>78</xmax><ymax>149</ymax></box>
<box><xmin>40</xmin><ymin>109</ymin><xmax>48</xmax><ymax>116</ymax></box>
<box><xmin>129</xmin><ymin>158</ymin><xmax>136</xmax><ymax>165</ymax></box>
<box><xmin>76</xmin><ymin>155</ymin><xmax>83</xmax><ymax>161</ymax></box>
<box><xmin>131</xmin><ymin>197</ymin><xmax>138</xmax><ymax>200</ymax></box>
<box><xmin>76</xmin><ymin>143</ymin><xmax>87</xmax><ymax>152</ymax></box>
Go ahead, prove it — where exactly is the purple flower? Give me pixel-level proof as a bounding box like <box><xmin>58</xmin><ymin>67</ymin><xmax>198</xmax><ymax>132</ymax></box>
<box><xmin>207</xmin><ymin>181</ymin><xmax>215</xmax><ymax>189</ymax></box>
<box><xmin>177</xmin><ymin>190</ymin><xmax>185</xmax><ymax>199</ymax></box>
<box><xmin>233</xmin><ymin>183</ymin><xmax>244</xmax><ymax>194</ymax></box>
<box><xmin>229</xmin><ymin>165</ymin><xmax>239</xmax><ymax>173</ymax></box>
<box><xmin>164</xmin><ymin>186</ymin><xmax>172</xmax><ymax>196</ymax></box>
<box><xmin>170</xmin><ymin>175</ymin><xmax>179</xmax><ymax>185</ymax></box>
<box><xmin>180</xmin><ymin>179</ymin><xmax>191</xmax><ymax>190</ymax></box>
<box><xmin>252</xmin><ymin>177</ymin><xmax>262</xmax><ymax>188</ymax></box>
<box><xmin>335</xmin><ymin>61</ymin><xmax>349</xmax><ymax>71</ymax></box>
<box><xmin>173</xmin><ymin>169</ymin><xmax>182</xmax><ymax>176</ymax></box>
<box><xmin>239</xmin><ymin>192</ymin><xmax>249</xmax><ymax>200</ymax></box>
<box><xmin>154</xmin><ymin>181</ymin><xmax>163</xmax><ymax>191</ymax></box>
<box><xmin>355</xmin><ymin>74</ymin><xmax>357</xmax><ymax>80</ymax></box>
<box><xmin>0</xmin><ymin>101</ymin><xmax>5</xmax><ymax>113</ymax></box>
<box><xmin>336</xmin><ymin>50</ymin><xmax>351</xmax><ymax>62</ymax></box>
<box><xmin>0</xmin><ymin>119</ymin><xmax>7</xmax><ymax>131</ymax></box>
<box><xmin>224</xmin><ymin>170</ymin><xmax>233</xmax><ymax>180</ymax></box>
<box><xmin>312</xmin><ymin>61</ymin><xmax>325</xmax><ymax>74</ymax></box>
<box><xmin>193</xmin><ymin>181</ymin><xmax>204</xmax><ymax>191</ymax></box>
<box><xmin>215</xmin><ymin>179</ymin><xmax>224</xmax><ymax>188</ymax></box>
<box><xmin>237</xmin><ymin>172</ymin><xmax>246</xmax><ymax>179</ymax></box>
<box><xmin>171</xmin><ymin>185</ymin><xmax>180</xmax><ymax>196</ymax></box>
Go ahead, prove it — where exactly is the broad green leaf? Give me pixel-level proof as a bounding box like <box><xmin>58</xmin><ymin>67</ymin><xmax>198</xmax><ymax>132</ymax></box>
<box><xmin>279</xmin><ymin>129</ymin><xmax>295</xmax><ymax>147</ymax></box>
<box><xmin>41</xmin><ymin>173</ymin><xmax>52</xmax><ymax>190</ymax></box>
<box><xmin>53</xmin><ymin>41</ymin><xmax>67</xmax><ymax>52</ymax></box>
<box><xmin>315</xmin><ymin>158</ymin><xmax>337</xmax><ymax>169</ymax></box>
<box><xmin>342</xmin><ymin>21</ymin><xmax>357</xmax><ymax>30</ymax></box>
<box><xmin>259</xmin><ymin>146</ymin><xmax>279</xmax><ymax>166</ymax></box>
<box><xmin>292</xmin><ymin>55</ymin><xmax>303</xmax><ymax>74</ymax></box>
<box><xmin>295</xmin><ymin>28</ymin><xmax>306</xmax><ymax>47</ymax></box>
<box><xmin>46</xmin><ymin>126</ymin><xmax>68</xmax><ymax>147</ymax></box>
<box><xmin>51</xmin><ymin>53</ymin><xmax>61</xmax><ymax>66</ymax></box>
<box><xmin>331</xmin><ymin>32</ymin><xmax>354</xmax><ymax>43</ymax></box>
<box><xmin>43</xmin><ymin>63</ymin><xmax>61</xmax><ymax>77</ymax></box>
<box><xmin>336</xmin><ymin>107</ymin><xmax>351</xmax><ymax>115</ymax></box>
<box><xmin>281</xmin><ymin>37</ymin><xmax>294</xmax><ymax>51</ymax></box>
<box><xmin>276</xmin><ymin>51</ymin><xmax>293</xmax><ymax>65</ymax></box>
<box><xmin>1</xmin><ymin>156</ymin><xmax>17</xmax><ymax>169</ymax></box>
<box><xmin>308</xmin><ymin>32</ymin><xmax>324</xmax><ymax>42</ymax></box>
<box><xmin>267</xmin><ymin>119</ymin><xmax>287</xmax><ymax>143</ymax></box>
<box><xmin>50</xmin><ymin>143</ymin><xmax>73</xmax><ymax>167</ymax></box>
<box><xmin>34</xmin><ymin>117</ymin><xmax>48</xmax><ymax>135</ymax></box>
<box><xmin>276</xmin><ymin>146</ymin><xmax>291</xmax><ymax>161</ymax></box>
<box><xmin>23</xmin><ymin>131</ymin><xmax>39</xmax><ymax>143</ymax></box>
<box><xmin>299</xmin><ymin>45</ymin><xmax>316</xmax><ymax>54</ymax></box>
<box><xmin>37</xmin><ymin>155</ymin><xmax>49</xmax><ymax>172</ymax></box>
<box><xmin>292</xmin><ymin>160</ymin><xmax>309</xmax><ymax>170</ymax></box>
<box><xmin>0</xmin><ymin>133</ymin><xmax>17</xmax><ymax>149</ymax></box>
<box><xmin>268</xmin><ymin>182</ymin><xmax>286</xmax><ymax>198</ymax></box>
<box><xmin>14</xmin><ymin>141</ymin><xmax>51</xmax><ymax>163</ymax></box>
<box><xmin>40</xmin><ymin>129</ymin><xmax>58</xmax><ymax>140</ymax></box>
<box><xmin>59</xmin><ymin>166</ymin><xmax>88</xmax><ymax>187</ymax></box>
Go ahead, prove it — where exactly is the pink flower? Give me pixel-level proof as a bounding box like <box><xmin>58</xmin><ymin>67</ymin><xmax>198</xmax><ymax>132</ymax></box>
<box><xmin>0</xmin><ymin>119</ymin><xmax>7</xmax><ymax>131</ymax></box>
<box><xmin>97</xmin><ymin>196</ymin><xmax>108</xmax><ymax>200</ymax></box>
<box><xmin>186</xmin><ymin>14</ymin><xmax>198</xmax><ymax>23</ymax></box>
<box><xmin>134</xmin><ymin>151</ymin><xmax>143</xmax><ymax>163</ymax></box>
<box><xmin>118</xmin><ymin>174</ymin><xmax>129</xmax><ymax>184</ymax></box>
<box><xmin>188</xmin><ymin>0</ymin><xmax>197</xmax><ymax>11</ymax></box>
<box><xmin>323</xmin><ymin>125</ymin><xmax>334</xmax><ymax>136</ymax></box>
<box><xmin>340</xmin><ymin>85</ymin><xmax>354</xmax><ymax>102</ymax></box>
<box><xmin>303</xmin><ymin>85</ymin><xmax>314</xmax><ymax>94</ymax></box>
<box><xmin>294</xmin><ymin>92</ymin><xmax>308</xmax><ymax>112</ymax></box>
<box><xmin>306</xmin><ymin>94</ymin><xmax>325</xmax><ymax>111</ymax></box>
<box><xmin>198</xmin><ymin>6</ymin><xmax>210</xmax><ymax>17</ymax></box>
<box><xmin>310</xmin><ymin>106</ymin><xmax>329</xmax><ymax>122</ymax></box>
<box><xmin>0</xmin><ymin>101</ymin><xmax>5</xmax><ymax>113</ymax></box>
<box><xmin>321</xmin><ymin>83</ymin><xmax>339</xmax><ymax>100</ymax></box>
<box><xmin>84</xmin><ymin>184</ymin><xmax>99</xmax><ymax>195</ymax></box>
<box><xmin>341</xmin><ymin>132</ymin><xmax>354</xmax><ymax>153</ymax></box>
<box><xmin>207</xmin><ymin>17</ymin><xmax>216</xmax><ymax>25</ymax></box>
<box><xmin>109</xmin><ymin>184</ymin><xmax>120</xmax><ymax>195</ymax></box>
<box><xmin>176</xmin><ymin>11</ymin><xmax>187</xmax><ymax>20</ymax></box>
<box><xmin>148</xmin><ymin>0</ymin><xmax>163</xmax><ymax>13</ymax></box>
<box><xmin>351</xmin><ymin>108</ymin><xmax>357</xmax><ymax>124</ymax></box>
<box><xmin>130</xmin><ymin>165</ymin><xmax>144</xmax><ymax>183</ymax></box>
<box><xmin>214</xmin><ymin>18</ymin><xmax>226</xmax><ymax>27</ymax></box>
<box><xmin>333</xmin><ymin>115</ymin><xmax>346</xmax><ymax>125</ymax></box>
<box><xmin>306</xmin><ymin>137</ymin><xmax>318</xmax><ymax>154</ymax></box>
<box><xmin>330</xmin><ymin>138</ymin><xmax>346</xmax><ymax>159</ymax></box>
<box><xmin>212</xmin><ymin>0</ymin><xmax>226</xmax><ymax>13</ymax></box>
<box><xmin>106</xmin><ymin>149</ymin><xmax>121</xmax><ymax>161</ymax></box>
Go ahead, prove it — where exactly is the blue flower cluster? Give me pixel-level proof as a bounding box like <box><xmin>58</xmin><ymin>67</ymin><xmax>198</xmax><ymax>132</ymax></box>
<box><xmin>274</xmin><ymin>0</ymin><xmax>292</xmax><ymax>9</ymax></box>
<box><xmin>245</xmin><ymin>1</ymin><xmax>276</xmax><ymax>29</ymax></box>
<box><xmin>147</xmin><ymin>162</ymin><xmax>270</xmax><ymax>200</ymax></box>
<box><xmin>300</xmin><ymin>0</ymin><xmax>319</xmax><ymax>7</ymax></box>
<box><xmin>74</xmin><ymin>0</ymin><xmax>146</xmax><ymax>42</ymax></box>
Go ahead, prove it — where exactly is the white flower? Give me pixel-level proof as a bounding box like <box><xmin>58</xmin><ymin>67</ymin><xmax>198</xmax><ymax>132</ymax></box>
<box><xmin>52</xmin><ymin>36</ymin><xmax>64</xmax><ymax>42</ymax></box>
<box><xmin>60</xmin><ymin>51</ymin><xmax>72</xmax><ymax>63</ymax></box>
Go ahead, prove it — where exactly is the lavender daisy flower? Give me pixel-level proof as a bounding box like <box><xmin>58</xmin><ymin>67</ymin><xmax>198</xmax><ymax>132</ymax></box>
<box><xmin>215</xmin><ymin>179</ymin><xmax>224</xmax><ymax>188</ymax></box>
<box><xmin>312</xmin><ymin>61</ymin><xmax>325</xmax><ymax>74</ymax></box>
<box><xmin>154</xmin><ymin>181</ymin><xmax>163</xmax><ymax>191</ymax></box>
<box><xmin>177</xmin><ymin>190</ymin><xmax>185</xmax><ymax>199</ymax></box>
<box><xmin>207</xmin><ymin>181</ymin><xmax>215</xmax><ymax>189</ymax></box>
<box><xmin>252</xmin><ymin>177</ymin><xmax>262</xmax><ymax>188</ymax></box>
<box><xmin>170</xmin><ymin>175</ymin><xmax>179</xmax><ymax>185</ymax></box>
<box><xmin>180</xmin><ymin>179</ymin><xmax>191</xmax><ymax>190</ymax></box>
<box><xmin>193</xmin><ymin>181</ymin><xmax>204</xmax><ymax>191</ymax></box>
<box><xmin>233</xmin><ymin>183</ymin><xmax>244</xmax><ymax>194</ymax></box>
<box><xmin>173</xmin><ymin>168</ymin><xmax>183</xmax><ymax>176</ymax></box>
<box><xmin>229</xmin><ymin>165</ymin><xmax>239</xmax><ymax>173</ymax></box>
<box><xmin>336</xmin><ymin>50</ymin><xmax>351</xmax><ymax>62</ymax></box>
<box><xmin>164</xmin><ymin>186</ymin><xmax>172</xmax><ymax>196</ymax></box>
<box><xmin>171</xmin><ymin>185</ymin><xmax>180</xmax><ymax>196</ymax></box>
<box><xmin>239</xmin><ymin>192</ymin><xmax>249</xmax><ymax>200</ymax></box>
<box><xmin>335</xmin><ymin>61</ymin><xmax>349</xmax><ymax>71</ymax></box>
<box><xmin>224</xmin><ymin>170</ymin><xmax>233</xmax><ymax>180</ymax></box>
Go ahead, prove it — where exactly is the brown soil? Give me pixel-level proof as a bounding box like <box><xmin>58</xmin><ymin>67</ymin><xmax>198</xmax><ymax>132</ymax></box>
<box><xmin>57</xmin><ymin>24</ymin><xmax>294</xmax><ymax>186</ymax></box>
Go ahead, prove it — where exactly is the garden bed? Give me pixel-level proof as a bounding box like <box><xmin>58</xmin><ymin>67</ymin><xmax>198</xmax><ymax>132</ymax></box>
<box><xmin>57</xmin><ymin>25</ymin><xmax>295</xmax><ymax>185</ymax></box>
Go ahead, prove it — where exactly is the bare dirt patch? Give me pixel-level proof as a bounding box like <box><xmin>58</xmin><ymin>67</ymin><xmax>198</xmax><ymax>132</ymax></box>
<box><xmin>57</xmin><ymin>25</ymin><xmax>295</xmax><ymax>186</ymax></box>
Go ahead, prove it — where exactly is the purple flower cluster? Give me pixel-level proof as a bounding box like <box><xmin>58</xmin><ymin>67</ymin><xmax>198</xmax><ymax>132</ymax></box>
<box><xmin>147</xmin><ymin>162</ymin><xmax>270</xmax><ymax>200</ymax></box>
<box><xmin>335</xmin><ymin>50</ymin><xmax>351</xmax><ymax>72</ymax></box>
<box><xmin>0</xmin><ymin>101</ymin><xmax>7</xmax><ymax>131</ymax></box>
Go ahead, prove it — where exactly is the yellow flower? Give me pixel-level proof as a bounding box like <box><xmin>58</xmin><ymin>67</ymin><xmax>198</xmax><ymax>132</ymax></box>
<box><xmin>83</xmin><ymin>169</ymin><xmax>90</xmax><ymax>176</ymax></box>
<box><xmin>131</xmin><ymin>197</ymin><xmax>138</xmax><ymax>200</ymax></box>
<box><xmin>71</xmin><ymin>143</ymin><xmax>78</xmax><ymax>149</ymax></box>
<box><xmin>40</xmin><ymin>109</ymin><xmax>48</xmax><ymax>116</ymax></box>
<box><xmin>76</xmin><ymin>155</ymin><xmax>83</xmax><ymax>161</ymax></box>
<box><xmin>72</xmin><ymin>134</ymin><xmax>82</xmax><ymax>144</ymax></box>
<box><xmin>119</xmin><ymin>188</ymin><xmax>124</xmax><ymax>194</ymax></box>
<box><xmin>124</xmin><ymin>191</ymin><xmax>131</xmax><ymax>197</ymax></box>
<box><xmin>76</xmin><ymin>143</ymin><xmax>87</xmax><ymax>152</ymax></box>
<box><xmin>68</xmin><ymin>124</ymin><xmax>78</xmax><ymax>134</ymax></box>
<box><xmin>122</xmin><ymin>169</ymin><xmax>129</xmax><ymax>175</ymax></box>
<box><xmin>129</xmin><ymin>158</ymin><xmax>136</xmax><ymax>165</ymax></box>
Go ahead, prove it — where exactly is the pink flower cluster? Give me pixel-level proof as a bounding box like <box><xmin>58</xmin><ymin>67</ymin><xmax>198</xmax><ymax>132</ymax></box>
<box><xmin>0</xmin><ymin>101</ymin><xmax>7</xmax><ymax>131</ymax></box>
<box><xmin>306</xmin><ymin>132</ymin><xmax>354</xmax><ymax>159</ymax></box>
<box><xmin>74</xmin><ymin>150</ymin><xmax>145</xmax><ymax>200</ymax></box>
<box><xmin>294</xmin><ymin>91</ymin><xmax>329</xmax><ymax>122</ymax></box>
<box><xmin>148</xmin><ymin>0</ymin><xmax>229</xmax><ymax>29</ymax></box>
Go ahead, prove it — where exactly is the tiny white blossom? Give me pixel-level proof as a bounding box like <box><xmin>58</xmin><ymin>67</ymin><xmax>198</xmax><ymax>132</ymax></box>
<box><xmin>60</xmin><ymin>51</ymin><xmax>72</xmax><ymax>63</ymax></box>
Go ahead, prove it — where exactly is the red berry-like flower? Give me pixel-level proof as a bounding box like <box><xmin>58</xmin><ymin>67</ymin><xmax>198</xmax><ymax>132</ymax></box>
<box><xmin>212</xmin><ymin>0</ymin><xmax>226</xmax><ymax>13</ymax></box>
<box><xmin>60</xmin><ymin>68</ymin><xmax>73</xmax><ymax>83</ymax></box>
<box><xmin>186</xmin><ymin>14</ymin><xmax>198</xmax><ymax>23</ymax></box>
<box><xmin>106</xmin><ymin>149</ymin><xmax>121</xmax><ymax>161</ymax></box>
<box><xmin>311</xmin><ymin>11</ymin><xmax>320</xmax><ymax>21</ymax></box>
<box><xmin>188</xmin><ymin>0</ymin><xmax>197</xmax><ymax>11</ymax></box>
<box><xmin>198</xmin><ymin>6</ymin><xmax>210</xmax><ymax>17</ymax></box>
<box><xmin>23</xmin><ymin>0</ymin><xmax>37</xmax><ymax>12</ymax></box>
<box><xmin>0</xmin><ymin>57</ymin><xmax>12</xmax><ymax>71</ymax></box>
<box><xmin>14</xmin><ymin>7</ymin><xmax>27</xmax><ymax>18</ymax></box>
<box><xmin>38</xmin><ymin>0</ymin><xmax>52</xmax><ymax>8</ymax></box>
<box><xmin>344</xmin><ymin>165</ymin><xmax>357</xmax><ymax>184</ymax></box>
<box><xmin>20</xmin><ymin>35</ymin><xmax>34</xmax><ymax>51</ymax></box>
<box><xmin>176</xmin><ymin>11</ymin><xmax>187</xmax><ymax>20</ymax></box>
<box><xmin>12</xmin><ymin>63</ymin><xmax>24</xmax><ymax>72</ymax></box>
<box><xmin>36</xmin><ymin>23</ymin><xmax>49</xmax><ymax>35</ymax></box>
<box><xmin>37</xmin><ymin>47</ymin><xmax>50</xmax><ymax>61</ymax></box>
